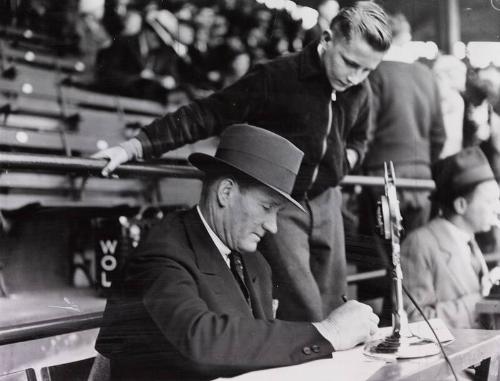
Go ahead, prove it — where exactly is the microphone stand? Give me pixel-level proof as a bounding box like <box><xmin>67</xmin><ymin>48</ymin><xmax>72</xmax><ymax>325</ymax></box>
<box><xmin>364</xmin><ymin>162</ymin><xmax>440</xmax><ymax>359</ymax></box>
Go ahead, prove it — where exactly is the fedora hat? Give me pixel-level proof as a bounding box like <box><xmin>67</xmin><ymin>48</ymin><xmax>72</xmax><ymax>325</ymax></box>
<box><xmin>189</xmin><ymin>124</ymin><xmax>304</xmax><ymax>211</ymax></box>
<box><xmin>432</xmin><ymin>146</ymin><xmax>495</xmax><ymax>202</ymax></box>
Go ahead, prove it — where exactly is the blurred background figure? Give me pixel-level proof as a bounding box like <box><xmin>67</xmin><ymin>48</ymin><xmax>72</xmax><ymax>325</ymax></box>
<box><xmin>463</xmin><ymin>67</ymin><xmax>500</xmax><ymax>180</ymax></box>
<box><xmin>221</xmin><ymin>47</ymin><xmax>251</xmax><ymax>88</ymax></box>
<box><xmin>303</xmin><ymin>0</ymin><xmax>339</xmax><ymax>46</ymax></box>
<box><xmin>357</xmin><ymin>12</ymin><xmax>445</xmax><ymax>323</ymax></box>
<box><xmin>94</xmin><ymin>1</ymin><xmax>186</xmax><ymax>104</ymax></box>
<box><xmin>433</xmin><ymin>55</ymin><xmax>467</xmax><ymax>158</ymax></box>
<box><xmin>462</xmin><ymin>66</ymin><xmax>500</xmax><ymax>255</ymax></box>
<box><xmin>74</xmin><ymin>0</ymin><xmax>111</xmax><ymax>84</ymax></box>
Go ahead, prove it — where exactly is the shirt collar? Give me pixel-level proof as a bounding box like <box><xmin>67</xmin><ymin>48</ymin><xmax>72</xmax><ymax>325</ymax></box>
<box><xmin>196</xmin><ymin>206</ymin><xmax>231</xmax><ymax>264</ymax></box>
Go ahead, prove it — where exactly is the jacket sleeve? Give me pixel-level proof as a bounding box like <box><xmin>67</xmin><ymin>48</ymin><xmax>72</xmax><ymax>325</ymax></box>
<box><xmin>401</xmin><ymin>231</ymin><xmax>478</xmax><ymax>328</ymax></box>
<box><xmin>345</xmin><ymin>81</ymin><xmax>372</xmax><ymax>167</ymax></box>
<box><xmin>430</xmin><ymin>80</ymin><xmax>447</xmax><ymax>163</ymax></box>
<box><xmin>134</xmin><ymin>242</ymin><xmax>333</xmax><ymax>378</ymax></box>
<box><xmin>136</xmin><ymin>65</ymin><xmax>269</xmax><ymax>159</ymax></box>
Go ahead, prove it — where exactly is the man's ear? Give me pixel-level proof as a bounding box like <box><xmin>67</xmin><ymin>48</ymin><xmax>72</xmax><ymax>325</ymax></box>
<box><xmin>321</xmin><ymin>29</ymin><xmax>333</xmax><ymax>44</ymax></box>
<box><xmin>453</xmin><ymin>196</ymin><xmax>468</xmax><ymax>215</ymax></box>
<box><xmin>216</xmin><ymin>178</ymin><xmax>236</xmax><ymax>207</ymax></box>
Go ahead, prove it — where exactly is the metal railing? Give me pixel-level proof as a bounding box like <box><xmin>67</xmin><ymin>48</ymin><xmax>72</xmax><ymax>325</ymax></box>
<box><xmin>0</xmin><ymin>152</ymin><xmax>203</xmax><ymax>179</ymax></box>
<box><xmin>0</xmin><ymin>312</ymin><xmax>102</xmax><ymax>346</ymax></box>
<box><xmin>0</xmin><ymin>152</ymin><xmax>435</xmax><ymax>189</ymax></box>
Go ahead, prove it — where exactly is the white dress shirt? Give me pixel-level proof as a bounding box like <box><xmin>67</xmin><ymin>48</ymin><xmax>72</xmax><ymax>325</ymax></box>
<box><xmin>196</xmin><ymin>205</ymin><xmax>231</xmax><ymax>268</ymax></box>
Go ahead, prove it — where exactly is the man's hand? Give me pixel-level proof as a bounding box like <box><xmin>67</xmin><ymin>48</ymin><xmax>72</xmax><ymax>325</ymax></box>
<box><xmin>314</xmin><ymin>300</ymin><xmax>379</xmax><ymax>351</ymax></box>
<box><xmin>91</xmin><ymin>146</ymin><xmax>129</xmax><ymax>177</ymax></box>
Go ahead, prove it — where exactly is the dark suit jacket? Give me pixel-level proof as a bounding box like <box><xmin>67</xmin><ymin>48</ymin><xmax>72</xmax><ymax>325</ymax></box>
<box><xmin>96</xmin><ymin>208</ymin><xmax>333</xmax><ymax>380</ymax></box>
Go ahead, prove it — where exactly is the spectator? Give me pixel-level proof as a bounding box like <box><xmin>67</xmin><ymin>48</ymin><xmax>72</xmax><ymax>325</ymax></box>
<box><xmin>94</xmin><ymin>3</ymin><xmax>184</xmax><ymax>103</ymax></box>
<box><xmin>433</xmin><ymin>55</ymin><xmax>467</xmax><ymax>158</ymax></box>
<box><xmin>75</xmin><ymin>0</ymin><xmax>111</xmax><ymax>84</ymax></box>
<box><xmin>402</xmin><ymin>147</ymin><xmax>500</xmax><ymax>328</ymax></box>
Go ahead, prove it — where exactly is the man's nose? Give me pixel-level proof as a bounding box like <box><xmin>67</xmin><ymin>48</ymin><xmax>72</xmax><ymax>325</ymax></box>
<box><xmin>263</xmin><ymin>212</ymin><xmax>278</xmax><ymax>234</ymax></box>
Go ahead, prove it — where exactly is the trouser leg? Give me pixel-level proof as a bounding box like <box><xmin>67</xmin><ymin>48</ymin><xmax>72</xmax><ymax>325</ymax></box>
<box><xmin>260</xmin><ymin>187</ymin><xmax>346</xmax><ymax>321</ymax></box>
<box><xmin>309</xmin><ymin>187</ymin><xmax>347</xmax><ymax>314</ymax></box>
<box><xmin>260</xmin><ymin>196</ymin><xmax>322</xmax><ymax>321</ymax></box>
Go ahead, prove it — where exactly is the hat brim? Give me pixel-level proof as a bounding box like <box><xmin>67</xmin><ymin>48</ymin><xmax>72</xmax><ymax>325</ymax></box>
<box><xmin>189</xmin><ymin>152</ymin><xmax>305</xmax><ymax>212</ymax></box>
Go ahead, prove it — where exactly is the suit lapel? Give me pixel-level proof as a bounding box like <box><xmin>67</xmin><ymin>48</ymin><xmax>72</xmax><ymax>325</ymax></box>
<box><xmin>428</xmin><ymin>218</ymin><xmax>480</xmax><ymax>293</ymax></box>
<box><xmin>183</xmin><ymin>208</ymin><xmax>253</xmax><ymax>314</ymax></box>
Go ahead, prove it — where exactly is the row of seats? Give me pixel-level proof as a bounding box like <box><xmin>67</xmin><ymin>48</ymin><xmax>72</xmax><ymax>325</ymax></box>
<box><xmin>0</xmin><ymin>36</ymin><xmax>215</xmax><ymax>212</ymax></box>
<box><xmin>1</xmin><ymin>357</ymin><xmax>94</xmax><ymax>381</ymax></box>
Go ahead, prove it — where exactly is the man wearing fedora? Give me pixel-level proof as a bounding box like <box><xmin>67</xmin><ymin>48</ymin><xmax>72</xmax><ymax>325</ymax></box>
<box><xmin>401</xmin><ymin>147</ymin><xmax>500</xmax><ymax>329</ymax></box>
<box><xmin>95</xmin><ymin>124</ymin><xmax>379</xmax><ymax>380</ymax></box>
<box><xmin>92</xmin><ymin>2</ymin><xmax>392</xmax><ymax>322</ymax></box>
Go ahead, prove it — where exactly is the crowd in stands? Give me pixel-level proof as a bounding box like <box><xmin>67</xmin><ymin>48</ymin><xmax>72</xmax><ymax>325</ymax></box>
<box><xmin>3</xmin><ymin>0</ymin><xmax>307</xmax><ymax>105</ymax></box>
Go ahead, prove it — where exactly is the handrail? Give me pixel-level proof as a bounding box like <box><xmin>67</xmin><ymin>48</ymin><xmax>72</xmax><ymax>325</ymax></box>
<box><xmin>0</xmin><ymin>312</ymin><xmax>103</xmax><ymax>346</ymax></box>
<box><xmin>342</xmin><ymin>175</ymin><xmax>435</xmax><ymax>190</ymax></box>
<box><xmin>0</xmin><ymin>152</ymin><xmax>203</xmax><ymax>179</ymax></box>
<box><xmin>0</xmin><ymin>152</ymin><xmax>436</xmax><ymax>190</ymax></box>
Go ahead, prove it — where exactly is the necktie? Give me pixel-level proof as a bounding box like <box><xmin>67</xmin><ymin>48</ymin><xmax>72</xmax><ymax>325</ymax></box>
<box><xmin>228</xmin><ymin>252</ymin><xmax>250</xmax><ymax>304</ymax></box>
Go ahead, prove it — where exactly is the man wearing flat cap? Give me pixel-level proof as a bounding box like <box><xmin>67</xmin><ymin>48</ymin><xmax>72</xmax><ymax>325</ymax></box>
<box><xmin>401</xmin><ymin>146</ymin><xmax>500</xmax><ymax>329</ymax></box>
<box><xmin>95</xmin><ymin>124</ymin><xmax>379</xmax><ymax>381</ymax></box>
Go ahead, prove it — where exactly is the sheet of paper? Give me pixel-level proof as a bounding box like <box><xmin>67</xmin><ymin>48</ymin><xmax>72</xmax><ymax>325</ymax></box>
<box><xmin>408</xmin><ymin>318</ymin><xmax>454</xmax><ymax>343</ymax></box>
<box><xmin>214</xmin><ymin>345</ymin><xmax>385</xmax><ymax>381</ymax></box>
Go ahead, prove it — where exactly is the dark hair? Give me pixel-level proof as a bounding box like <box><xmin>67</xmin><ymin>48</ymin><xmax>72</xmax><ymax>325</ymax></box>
<box><xmin>330</xmin><ymin>1</ymin><xmax>392</xmax><ymax>52</ymax></box>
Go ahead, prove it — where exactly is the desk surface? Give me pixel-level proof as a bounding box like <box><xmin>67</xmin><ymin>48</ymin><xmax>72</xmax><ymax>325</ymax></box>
<box><xmin>220</xmin><ymin>329</ymin><xmax>500</xmax><ymax>381</ymax></box>
<box><xmin>368</xmin><ymin>329</ymin><xmax>500</xmax><ymax>381</ymax></box>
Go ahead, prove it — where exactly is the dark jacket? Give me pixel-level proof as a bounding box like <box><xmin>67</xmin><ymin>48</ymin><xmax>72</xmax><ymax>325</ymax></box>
<box><xmin>96</xmin><ymin>208</ymin><xmax>333</xmax><ymax>381</ymax></box>
<box><xmin>136</xmin><ymin>42</ymin><xmax>372</xmax><ymax>200</ymax></box>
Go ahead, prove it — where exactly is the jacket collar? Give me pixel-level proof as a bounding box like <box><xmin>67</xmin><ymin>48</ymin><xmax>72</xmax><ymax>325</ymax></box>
<box><xmin>298</xmin><ymin>39</ymin><xmax>365</xmax><ymax>98</ymax></box>
<box><xmin>299</xmin><ymin>40</ymin><xmax>326</xmax><ymax>80</ymax></box>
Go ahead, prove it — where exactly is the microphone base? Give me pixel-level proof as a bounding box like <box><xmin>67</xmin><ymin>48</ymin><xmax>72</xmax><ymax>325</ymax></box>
<box><xmin>364</xmin><ymin>333</ymin><xmax>441</xmax><ymax>359</ymax></box>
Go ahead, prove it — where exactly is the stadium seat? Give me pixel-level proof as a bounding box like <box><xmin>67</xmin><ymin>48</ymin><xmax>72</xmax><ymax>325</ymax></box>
<box><xmin>40</xmin><ymin>357</ymin><xmax>94</xmax><ymax>381</ymax></box>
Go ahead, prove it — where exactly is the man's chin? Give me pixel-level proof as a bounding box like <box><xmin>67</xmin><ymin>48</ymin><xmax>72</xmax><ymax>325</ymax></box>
<box><xmin>332</xmin><ymin>83</ymin><xmax>350</xmax><ymax>92</ymax></box>
<box><xmin>241</xmin><ymin>243</ymin><xmax>258</xmax><ymax>253</ymax></box>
